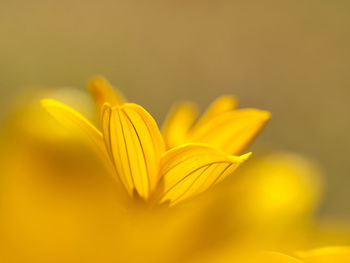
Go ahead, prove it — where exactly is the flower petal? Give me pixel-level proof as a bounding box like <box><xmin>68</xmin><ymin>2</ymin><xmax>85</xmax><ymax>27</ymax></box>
<box><xmin>158</xmin><ymin>143</ymin><xmax>251</xmax><ymax>205</ymax></box>
<box><xmin>40</xmin><ymin>98</ymin><xmax>105</xmax><ymax>154</ymax></box>
<box><xmin>88</xmin><ymin>76</ymin><xmax>126</xmax><ymax>112</ymax></box>
<box><xmin>196</xmin><ymin>95</ymin><xmax>238</xmax><ymax>127</ymax></box>
<box><xmin>256</xmin><ymin>252</ymin><xmax>304</xmax><ymax>263</ymax></box>
<box><xmin>188</xmin><ymin>108</ymin><xmax>271</xmax><ymax>155</ymax></box>
<box><xmin>102</xmin><ymin>103</ymin><xmax>165</xmax><ymax>199</ymax></box>
<box><xmin>296</xmin><ymin>246</ymin><xmax>350</xmax><ymax>263</ymax></box>
<box><xmin>162</xmin><ymin>102</ymin><xmax>198</xmax><ymax>149</ymax></box>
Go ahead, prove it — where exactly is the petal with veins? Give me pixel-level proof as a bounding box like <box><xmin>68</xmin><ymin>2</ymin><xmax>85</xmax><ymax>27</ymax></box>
<box><xmin>158</xmin><ymin>143</ymin><xmax>251</xmax><ymax>206</ymax></box>
<box><xmin>102</xmin><ymin>103</ymin><xmax>165</xmax><ymax>199</ymax></box>
<box><xmin>188</xmin><ymin>108</ymin><xmax>271</xmax><ymax>155</ymax></box>
<box><xmin>40</xmin><ymin>98</ymin><xmax>106</xmax><ymax>156</ymax></box>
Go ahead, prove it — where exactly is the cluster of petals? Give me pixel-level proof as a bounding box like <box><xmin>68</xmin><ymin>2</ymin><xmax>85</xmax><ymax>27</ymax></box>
<box><xmin>41</xmin><ymin>76</ymin><xmax>270</xmax><ymax>206</ymax></box>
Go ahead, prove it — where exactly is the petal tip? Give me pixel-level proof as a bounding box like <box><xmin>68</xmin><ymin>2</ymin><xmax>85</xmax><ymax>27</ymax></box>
<box><xmin>88</xmin><ymin>75</ymin><xmax>109</xmax><ymax>88</ymax></box>
<box><xmin>40</xmin><ymin>98</ymin><xmax>60</xmax><ymax>109</ymax></box>
<box><xmin>216</xmin><ymin>94</ymin><xmax>238</xmax><ymax>104</ymax></box>
<box><xmin>40</xmin><ymin>98</ymin><xmax>50</xmax><ymax>107</ymax></box>
<box><xmin>241</xmin><ymin>152</ymin><xmax>253</xmax><ymax>160</ymax></box>
<box><xmin>255</xmin><ymin>109</ymin><xmax>271</xmax><ymax>121</ymax></box>
<box><xmin>102</xmin><ymin>102</ymin><xmax>112</xmax><ymax>109</ymax></box>
<box><xmin>229</xmin><ymin>152</ymin><xmax>252</xmax><ymax>163</ymax></box>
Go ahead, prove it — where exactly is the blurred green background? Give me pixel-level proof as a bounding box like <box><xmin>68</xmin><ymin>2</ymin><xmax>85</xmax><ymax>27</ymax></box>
<box><xmin>0</xmin><ymin>0</ymin><xmax>349</xmax><ymax>218</ymax></box>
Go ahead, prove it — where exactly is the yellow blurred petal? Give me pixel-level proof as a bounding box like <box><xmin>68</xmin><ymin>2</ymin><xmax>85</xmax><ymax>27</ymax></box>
<box><xmin>158</xmin><ymin>143</ymin><xmax>251</xmax><ymax>205</ymax></box>
<box><xmin>88</xmin><ymin>75</ymin><xmax>126</xmax><ymax>112</ymax></box>
<box><xmin>256</xmin><ymin>251</ymin><xmax>304</xmax><ymax>263</ymax></box>
<box><xmin>188</xmin><ymin>108</ymin><xmax>271</xmax><ymax>155</ymax></box>
<box><xmin>40</xmin><ymin>98</ymin><xmax>106</xmax><ymax>155</ymax></box>
<box><xmin>101</xmin><ymin>103</ymin><xmax>165</xmax><ymax>199</ymax></box>
<box><xmin>192</xmin><ymin>250</ymin><xmax>304</xmax><ymax>263</ymax></box>
<box><xmin>296</xmin><ymin>246</ymin><xmax>350</xmax><ymax>263</ymax></box>
<box><xmin>162</xmin><ymin>102</ymin><xmax>199</xmax><ymax>149</ymax></box>
<box><xmin>195</xmin><ymin>95</ymin><xmax>238</xmax><ymax>127</ymax></box>
<box><xmin>228</xmin><ymin>152</ymin><xmax>323</xmax><ymax>227</ymax></box>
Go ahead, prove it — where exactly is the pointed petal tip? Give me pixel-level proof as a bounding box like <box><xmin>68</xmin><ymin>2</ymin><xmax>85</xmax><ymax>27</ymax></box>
<box><xmin>88</xmin><ymin>75</ymin><xmax>126</xmax><ymax>107</ymax></box>
<box><xmin>251</xmin><ymin>109</ymin><xmax>271</xmax><ymax>121</ymax></box>
<box><xmin>210</xmin><ymin>94</ymin><xmax>238</xmax><ymax>107</ymax></box>
<box><xmin>228</xmin><ymin>152</ymin><xmax>252</xmax><ymax>163</ymax></box>
<box><xmin>216</xmin><ymin>94</ymin><xmax>238</xmax><ymax>103</ymax></box>
<box><xmin>261</xmin><ymin>110</ymin><xmax>272</xmax><ymax>120</ymax></box>
<box><xmin>242</xmin><ymin>108</ymin><xmax>271</xmax><ymax>120</ymax></box>
<box><xmin>241</xmin><ymin>151</ymin><xmax>253</xmax><ymax>160</ymax></box>
<box><xmin>88</xmin><ymin>75</ymin><xmax>112</xmax><ymax>96</ymax></box>
<box><xmin>243</xmin><ymin>109</ymin><xmax>272</xmax><ymax>127</ymax></box>
<box><xmin>40</xmin><ymin>98</ymin><xmax>63</xmax><ymax>109</ymax></box>
<box><xmin>175</xmin><ymin>101</ymin><xmax>200</xmax><ymax>113</ymax></box>
<box><xmin>88</xmin><ymin>75</ymin><xmax>109</xmax><ymax>88</ymax></box>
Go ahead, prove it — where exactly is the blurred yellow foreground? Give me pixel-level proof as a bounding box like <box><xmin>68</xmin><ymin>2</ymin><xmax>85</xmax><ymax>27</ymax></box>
<box><xmin>0</xmin><ymin>78</ymin><xmax>349</xmax><ymax>263</ymax></box>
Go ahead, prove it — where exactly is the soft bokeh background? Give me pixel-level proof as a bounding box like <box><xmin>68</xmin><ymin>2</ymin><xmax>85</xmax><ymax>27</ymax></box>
<box><xmin>0</xmin><ymin>0</ymin><xmax>349</xmax><ymax>218</ymax></box>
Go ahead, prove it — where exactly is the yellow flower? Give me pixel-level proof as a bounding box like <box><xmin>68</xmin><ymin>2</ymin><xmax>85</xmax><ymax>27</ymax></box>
<box><xmin>162</xmin><ymin>95</ymin><xmax>270</xmax><ymax>154</ymax></box>
<box><xmin>41</xmin><ymin>76</ymin><xmax>268</xmax><ymax>206</ymax></box>
<box><xmin>2</xmin><ymin>78</ymin><xmax>349</xmax><ymax>263</ymax></box>
<box><xmin>88</xmin><ymin>76</ymin><xmax>270</xmax><ymax>154</ymax></box>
